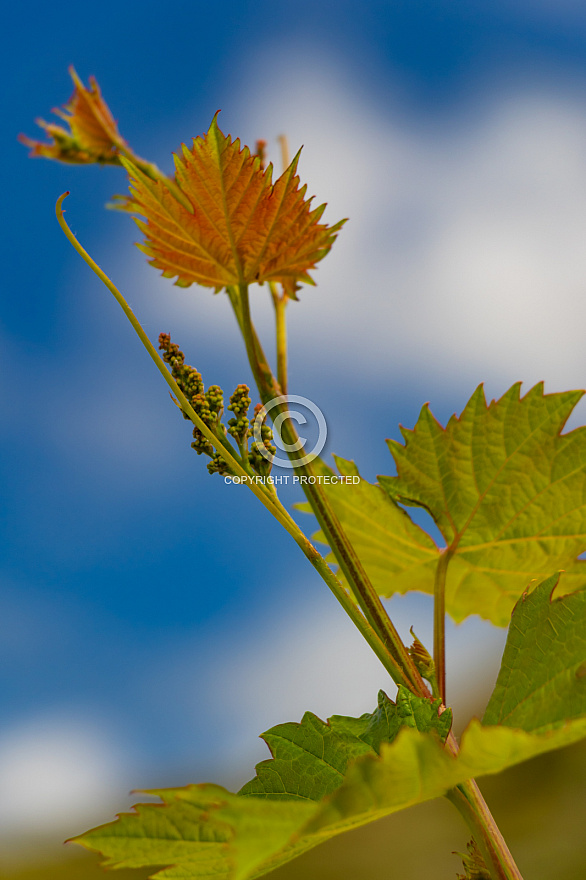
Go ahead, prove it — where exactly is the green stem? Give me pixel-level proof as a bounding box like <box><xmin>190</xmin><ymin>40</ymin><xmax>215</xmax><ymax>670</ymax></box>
<box><xmin>57</xmin><ymin>193</ymin><xmax>289</xmax><ymax>530</ymax></box>
<box><xmin>269</xmin><ymin>282</ymin><xmax>288</xmax><ymax>394</ymax></box>
<box><xmin>447</xmin><ymin>781</ymin><xmax>524</xmax><ymax>880</ymax></box>
<box><xmin>226</xmin><ymin>287</ymin><xmax>281</xmax><ymax>394</ymax></box>
<box><xmin>433</xmin><ymin>548</ymin><xmax>452</xmax><ymax>705</ymax></box>
<box><xmin>442</xmin><ymin>732</ymin><xmax>524</xmax><ymax>880</ymax></box>
<box><xmin>55</xmin><ymin>193</ymin><xmax>399</xmax><ymax>683</ymax></box>
<box><xmin>237</xmin><ymin>283</ymin><xmax>427</xmax><ymax>696</ymax></box>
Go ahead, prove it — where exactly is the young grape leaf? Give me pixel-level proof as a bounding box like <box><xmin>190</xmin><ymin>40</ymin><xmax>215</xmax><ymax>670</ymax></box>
<box><xmin>122</xmin><ymin>114</ymin><xmax>345</xmax><ymax>293</ymax></box>
<box><xmin>237</xmin><ymin>710</ymin><xmax>373</xmax><ymax>802</ymax></box>
<box><xmin>19</xmin><ymin>66</ymin><xmax>127</xmax><ymax>164</ymax></box>
<box><xmin>484</xmin><ymin>572</ymin><xmax>586</xmax><ymax>732</ymax></box>
<box><xmin>296</xmin><ymin>455</ymin><xmax>439</xmax><ymax>598</ymax></box>
<box><xmin>72</xmin><ymin>716</ymin><xmax>586</xmax><ymax>880</ymax></box>
<box><xmin>239</xmin><ymin>687</ymin><xmax>451</xmax><ymax>800</ymax></box>
<box><xmin>376</xmin><ymin>383</ymin><xmax>586</xmax><ymax>625</ymax></box>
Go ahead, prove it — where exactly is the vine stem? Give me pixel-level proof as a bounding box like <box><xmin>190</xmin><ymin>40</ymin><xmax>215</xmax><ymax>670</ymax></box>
<box><xmin>434</xmin><ymin>547</ymin><xmax>452</xmax><ymax>704</ymax></box>
<box><xmin>437</xmin><ymin>555</ymin><xmax>522</xmax><ymax>878</ymax></box>
<box><xmin>57</xmin><ymin>192</ymin><xmax>525</xmax><ymax>880</ymax></box>
<box><xmin>237</xmin><ymin>283</ymin><xmax>428</xmax><ymax>696</ymax></box>
<box><xmin>55</xmin><ymin>192</ymin><xmax>403</xmax><ymax>683</ymax></box>
<box><xmin>447</xmin><ymin>779</ymin><xmax>524</xmax><ymax>880</ymax></box>
<box><xmin>236</xmin><ymin>281</ymin><xmax>525</xmax><ymax>880</ymax></box>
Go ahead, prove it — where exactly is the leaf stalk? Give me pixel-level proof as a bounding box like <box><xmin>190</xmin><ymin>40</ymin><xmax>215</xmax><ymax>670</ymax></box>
<box><xmin>434</xmin><ymin>547</ymin><xmax>453</xmax><ymax>704</ymax></box>
<box><xmin>269</xmin><ymin>282</ymin><xmax>288</xmax><ymax>394</ymax></box>
<box><xmin>237</xmin><ymin>282</ymin><xmax>428</xmax><ymax>696</ymax></box>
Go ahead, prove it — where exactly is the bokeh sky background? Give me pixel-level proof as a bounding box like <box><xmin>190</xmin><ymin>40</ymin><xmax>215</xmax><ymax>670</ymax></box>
<box><xmin>4</xmin><ymin>0</ymin><xmax>586</xmax><ymax>867</ymax></box>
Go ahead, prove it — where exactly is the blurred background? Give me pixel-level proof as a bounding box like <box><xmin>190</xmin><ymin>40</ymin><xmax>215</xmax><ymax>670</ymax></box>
<box><xmin>4</xmin><ymin>1</ymin><xmax>586</xmax><ymax>877</ymax></box>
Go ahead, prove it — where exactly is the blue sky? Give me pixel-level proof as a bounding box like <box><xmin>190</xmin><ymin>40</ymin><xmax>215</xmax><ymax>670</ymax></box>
<box><xmin>4</xmin><ymin>0</ymin><xmax>586</xmax><ymax>851</ymax></box>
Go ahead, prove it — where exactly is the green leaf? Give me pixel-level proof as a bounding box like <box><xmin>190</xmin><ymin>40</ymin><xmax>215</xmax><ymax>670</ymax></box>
<box><xmin>72</xmin><ymin>718</ymin><xmax>586</xmax><ymax>880</ymax></box>
<box><xmin>347</xmin><ymin>686</ymin><xmax>453</xmax><ymax>753</ymax></box>
<box><xmin>303</xmin><ymin>718</ymin><xmax>586</xmax><ymax>838</ymax></box>
<box><xmin>484</xmin><ymin>572</ymin><xmax>586</xmax><ymax>732</ymax></box>
<box><xmin>71</xmin><ymin>783</ymin><xmax>314</xmax><ymax>880</ymax></box>
<box><xmin>378</xmin><ymin>383</ymin><xmax>586</xmax><ymax>625</ymax></box>
<box><xmin>237</xmin><ymin>710</ymin><xmax>373</xmax><ymax>801</ymax></box>
<box><xmin>239</xmin><ymin>687</ymin><xmax>451</xmax><ymax>799</ymax></box>
<box><xmin>300</xmin><ymin>387</ymin><xmax>586</xmax><ymax>627</ymax></box>
<box><xmin>296</xmin><ymin>455</ymin><xmax>439</xmax><ymax>598</ymax></box>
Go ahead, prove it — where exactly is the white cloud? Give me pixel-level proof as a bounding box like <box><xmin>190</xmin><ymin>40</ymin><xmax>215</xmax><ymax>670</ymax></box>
<box><xmin>0</xmin><ymin>715</ymin><xmax>135</xmax><ymax>841</ymax></box>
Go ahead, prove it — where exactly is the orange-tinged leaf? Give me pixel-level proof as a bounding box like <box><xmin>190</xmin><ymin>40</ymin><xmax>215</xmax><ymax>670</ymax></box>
<box><xmin>19</xmin><ymin>66</ymin><xmax>127</xmax><ymax>164</ymax></box>
<box><xmin>123</xmin><ymin>113</ymin><xmax>346</xmax><ymax>292</ymax></box>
